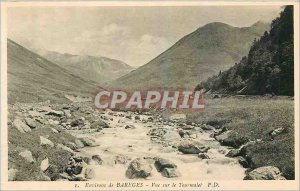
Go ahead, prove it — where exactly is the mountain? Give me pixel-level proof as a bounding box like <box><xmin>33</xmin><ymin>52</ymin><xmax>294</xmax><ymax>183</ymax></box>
<box><xmin>39</xmin><ymin>51</ymin><xmax>133</xmax><ymax>84</ymax></box>
<box><xmin>112</xmin><ymin>21</ymin><xmax>270</xmax><ymax>90</ymax></box>
<box><xmin>197</xmin><ymin>6</ymin><xmax>293</xmax><ymax>96</ymax></box>
<box><xmin>7</xmin><ymin>39</ymin><xmax>100</xmax><ymax>104</ymax></box>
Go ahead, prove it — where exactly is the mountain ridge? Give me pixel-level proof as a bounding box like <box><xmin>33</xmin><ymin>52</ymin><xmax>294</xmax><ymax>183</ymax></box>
<box><xmin>7</xmin><ymin>39</ymin><xmax>100</xmax><ymax>104</ymax></box>
<box><xmin>112</xmin><ymin>21</ymin><xmax>270</xmax><ymax>90</ymax></box>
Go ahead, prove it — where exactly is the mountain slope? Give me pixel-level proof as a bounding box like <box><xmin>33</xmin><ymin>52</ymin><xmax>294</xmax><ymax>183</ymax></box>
<box><xmin>39</xmin><ymin>51</ymin><xmax>133</xmax><ymax>84</ymax></box>
<box><xmin>197</xmin><ymin>6</ymin><xmax>293</xmax><ymax>96</ymax></box>
<box><xmin>7</xmin><ymin>39</ymin><xmax>100</xmax><ymax>103</ymax></box>
<box><xmin>112</xmin><ymin>21</ymin><xmax>270</xmax><ymax>90</ymax></box>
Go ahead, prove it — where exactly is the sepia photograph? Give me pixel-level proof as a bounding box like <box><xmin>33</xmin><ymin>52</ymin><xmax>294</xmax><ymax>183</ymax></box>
<box><xmin>0</xmin><ymin>1</ymin><xmax>299</xmax><ymax>190</ymax></box>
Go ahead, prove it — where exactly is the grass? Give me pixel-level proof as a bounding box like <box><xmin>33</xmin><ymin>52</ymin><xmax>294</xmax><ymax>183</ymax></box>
<box><xmin>186</xmin><ymin>96</ymin><xmax>295</xmax><ymax>179</ymax></box>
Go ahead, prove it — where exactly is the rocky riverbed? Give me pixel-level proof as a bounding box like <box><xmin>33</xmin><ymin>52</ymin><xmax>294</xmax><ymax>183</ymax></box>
<box><xmin>8</xmin><ymin>101</ymin><xmax>287</xmax><ymax>181</ymax></box>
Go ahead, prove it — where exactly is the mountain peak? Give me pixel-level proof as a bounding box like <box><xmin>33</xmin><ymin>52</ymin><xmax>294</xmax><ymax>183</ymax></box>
<box><xmin>199</xmin><ymin>22</ymin><xmax>234</xmax><ymax>31</ymax></box>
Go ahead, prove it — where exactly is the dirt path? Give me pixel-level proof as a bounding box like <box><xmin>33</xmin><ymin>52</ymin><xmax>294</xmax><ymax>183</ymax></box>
<box><xmin>78</xmin><ymin>111</ymin><xmax>246</xmax><ymax>180</ymax></box>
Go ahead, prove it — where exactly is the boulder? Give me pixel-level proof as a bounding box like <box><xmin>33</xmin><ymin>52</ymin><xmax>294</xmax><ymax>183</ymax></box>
<box><xmin>25</xmin><ymin>118</ymin><xmax>37</xmax><ymax>129</ymax></box>
<box><xmin>244</xmin><ymin>166</ymin><xmax>286</xmax><ymax>180</ymax></box>
<box><xmin>13</xmin><ymin>119</ymin><xmax>31</xmax><ymax>133</ymax></box>
<box><xmin>51</xmin><ymin>128</ymin><xmax>59</xmax><ymax>133</ymax></box>
<box><xmin>19</xmin><ymin>150</ymin><xmax>34</xmax><ymax>163</ymax></box>
<box><xmin>198</xmin><ymin>153</ymin><xmax>210</xmax><ymax>159</ymax></box>
<box><xmin>125</xmin><ymin>124</ymin><xmax>136</xmax><ymax>129</ymax></box>
<box><xmin>45</xmin><ymin>110</ymin><xmax>64</xmax><ymax>117</ymax></box>
<box><xmin>201</xmin><ymin>124</ymin><xmax>215</xmax><ymax>131</ymax></box>
<box><xmin>238</xmin><ymin>157</ymin><xmax>249</xmax><ymax>168</ymax></box>
<box><xmin>80</xmin><ymin>137</ymin><xmax>98</xmax><ymax>147</ymax></box>
<box><xmin>84</xmin><ymin>167</ymin><xmax>95</xmax><ymax>179</ymax></box>
<box><xmin>40</xmin><ymin>136</ymin><xmax>54</xmax><ymax>148</ymax></box>
<box><xmin>70</xmin><ymin>118</ymin><xmax>85</xmax><ymax>127</ymax></box>
<box><xmin>135</xmin><ymin>116</ymin><xmax>140</xmax><ymax>120</ymax></box>
<box><xmin>56</xmin><ymin>144</ymin><xmax>74</xmax><ymax>154</ymax></box>
<box><xmin>115</xmin><ymin>155</ymin><xmax>131</xmax><ymax>165</ymax></box>
<box><xmin>92</xmin><ymin>155</ymin><xmax>103</xmax><ymax>165</ymax></box>
<box><xmin>91</xmin><ymin>120</ymin><xmax>109</xmax><ymax>129</ymax></box>
<box><xmin>154</xmin><ymin>158</ymin><xmax>177</xmax><ymax>172</ymax></box>
<box><xmin>40</xmin><ymin>158</ymin><xmax>49</xmax><ymax>172</ymax></box>
<box><xmin>75</xmin><ymin>139</ymin><xmax>85</xmax><ymax>148</ymax></box>
<box><xmin>181</xmin><ymin>125</ymin><xmax>194</xmax><ymax>130</ymax></box>
<box><xmin>178</xmin><ymin>140</ymin><xmax>209</xmax><ymax>154</ymax></box>
<box><xmin>125</xmin><ymin>158</ymin><xmax>152</xmax><ymax>179</ymax></box>
<box><xmin>8</xmin><ymin>168</ymin><xmax>18</xmax><ymax>181</ymax></box>
<box><xmin>216</xmin><ymin>131</ymin><xmax>249</xmax><ymax>148</ymax></box>
<box><xmin>269</xmin><ymin>127</ymin><xmax>285</xmax><ymax>138</ymax></box>
<box><xmin>161</xmin><ymin>168</ymin><xmax>181</xmax><ymax>178</ymax></box>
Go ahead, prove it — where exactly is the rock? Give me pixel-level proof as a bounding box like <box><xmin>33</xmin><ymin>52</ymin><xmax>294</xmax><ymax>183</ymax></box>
<box><xmin>201</xmin><ymin>124</ymin><xmax>215</xmax><ymax>131</ymax></box>
<box><xmin>154</xmin><ymin>158</ymin><xmax>177</xmax><ymax>172</ymax></box>
<box><xmin>125</xmin><ymin>115</ymin><xmax>132</xmax><ymax>119</ymax></box>
<box><xmin>269</xmin><ymin>127</ymin><xmax>285</xmax><ymax>138</ymax></box>
<box><xmin>65</xmin><ymin>142</ymin><xmax>78</xmax><ymax>151</ymax></box>
<box><xmin>40</xmin><ymin>136</ymin><xmax>54</xmax><ymax>147</ymax></box>
<box><xmin>45</xmin><ymin>164</ymin><xmax>60</xmax><ymax>181</ymax></box>
<box><xmin>45</xmin><ymin>110</ymin><xmax>64</xmax><ymax>117</ymax></box>
<box><xmin>226</xmin><ymin>149</ymin><xmax>241</xmax><ymax>158</ymax></box>
<box><xmin>80</xmin><ymin>137</ymin><xmax>98</xmax><ymax>147</ymax></box>
<box><xmin>135</xmin><ymin>116</ymin><xmax>140</xmax><ymax>120</ymax></box>
<box><xmin>41</xmin><ymin>175</ymin><xmax>51</xmax><ymax>181</ymax></box>
<box><xmin>92</xmin><ymin>155</ymin><xmax>103</xmax><ymax>165</ymax></box>
<box><xmin>181</xmin><ymin>125</ymin><xmax>194</xmax><ymax>130</ymax></box>
<box><xmin>28</xmin><ymin>110</ymin><xmax>42</xmax><ymax>118</ymax></box>
<box><xmin>70</xmin><ymin>118</ymin><xmax>85</xmax><ymax>127</ymax></box>
<box><xmin>40</xmin><ymin>158</ymin><xmax>49</xmax><ymax>172</ymax></box>
<box><xmin>13</xmin><ymin>119</ymin><xmax>31</xmax><ymax>133</ymax></box>
<box><xmin>8</xmin><ymin>168</ymin><xmax>18</xmax><ymax>181</ymax></box>
<box><xmin>74</xmin><ymin>164</ymin><xmax>83</xmax><ymax>175</ymax></box>
<box><xmin>125</xmin><ymin>158</ymin><xmax>152</xmax><ymax>179</ymax></box>
<box><xmin>169</xmin><ymin>114</ymin><xmax>186</xmax><ymax>121</ymax></box>
<box><xmin>91</xmin><ymin>120</ymin><xmax>109</xmax><ymax>129</ymax></box>
<box><xmin>147</xmin><ymin>117</ymin><xmax>154</xmax><ymax>122</ymax></box>
<box><xmin>238</xmin><ymin>157</ymin><xmax>249</xmax><ymax>168</ymax></box>
<box><xmin>72</xmin><ymin>156</ymin><xmax>83</xmax><ymax>162</ymax></box>
<box><xmin>244</xmin><ymin>166</ymin><xmax>286</xmax><ymax>180</ymax></box>
<box><xmin>198</xmin><ymin>153</ymin><xmax>210</xmax><ymax>159</ymax></box>
<box><xmin>161</xmin><ymin>168</ymin><xmax>181</xmax><ymax>178</ymax></box>
<box><xmin>115</xmin><ymin>155</ymin><xmax>131</xmax><ymax>165</ymax></box>
<box><xmin>64</xmin><ymin>110</ymin><xmax>72</xmax><ymax>118</ymax></box>
<box><xmin>56</xmin><ymin>144</ymin><xmax>74</xmax><ymax>154</ymax></box>
<box><xmin>148</xmin><ymin>128</ymin><xmax>166</xmax><ymax>137</ymax></box>
<box><xmin>25</xmin><ymin>118</ymin><xmax>37</xmax><ymax>129</ymax></box>
<box><xmin>84</xmin><ymin>167</ymin><xmax>95</xmax><ymax>179</ymax></box>
<box><xmin>178</xmin><ymin>140</ymin><xmax>209</xmax><ymax>154</ymax></box>
<box><xmin>70</xmin><ymin>175</ymin><xmax>87</xmax><ymax>181</ymax></box>
<box><xmin>19</xmin><ymin>150</ymin><xmax>34</xmax><ymax>163</ymax></box>
<box><xmin>215</xmin><ymin>131</ymin><xmax>249</xmax><ymax>148</ymax></box>
<box><xmin>125</xmin><ymin>124</ymin><xmax>136</xmax><ymax>129</ymax></box>
<box><xmin>50</xmin><ymin>128</ymin><xmax>59</xmax><ymax>133</ymax></box>
<box><xmin>75</xmin><ymin>139</ymin><xmax>85</xmax><ymax>148</ymax></box>
<box><xmin>48</xmin><ymin>119</ymin><xmax>60</xmax><ymax>125</ymax></box>
<box><xmin>83</xmin><ymin>157</ymin><xmax>92</xmax><ymax>165</ymax></box>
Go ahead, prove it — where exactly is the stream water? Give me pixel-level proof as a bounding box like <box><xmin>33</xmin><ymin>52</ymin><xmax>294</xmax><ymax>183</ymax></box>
<box><xmin>78</xmin><ymin>111</ymin><xmax>246</xmax><ymax>180</ymax></box>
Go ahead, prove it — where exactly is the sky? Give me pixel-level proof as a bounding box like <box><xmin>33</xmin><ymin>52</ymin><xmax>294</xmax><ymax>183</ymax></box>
<box><xmin>8</xmin><ymin>6</ymin><xmax>282</xmax><ymax>66</ymax></box>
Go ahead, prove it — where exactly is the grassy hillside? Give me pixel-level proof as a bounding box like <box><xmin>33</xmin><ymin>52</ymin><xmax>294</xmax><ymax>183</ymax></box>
<box><xmin>8</xmin><ymin>39</ymin><xmax>100</xmax><ymax>104</ymax></box>
<box><xmin>198</xmin><ymin>6</ymin><xmax>294</xmax><ymax>96</ymax></box>
<box><xmin>112</xmin><ymin>22</ymin><xmax>269</xmax><ymax>90</ymax></box>
<box><xmin>39</xmin><ymin>51</ymin><xmax>133</xmax><ymax>84</ymax></box>
<box><xmin>186</xmin><ymin>96</ymin><xmax>294</xmax><ymax>179</ymax></box>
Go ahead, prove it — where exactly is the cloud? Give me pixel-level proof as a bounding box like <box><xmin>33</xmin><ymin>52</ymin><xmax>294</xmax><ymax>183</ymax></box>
<box><xmin>71</xmin><ymin>25</ymin><xmax>171</xmax><ymax>66</ymax></box>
